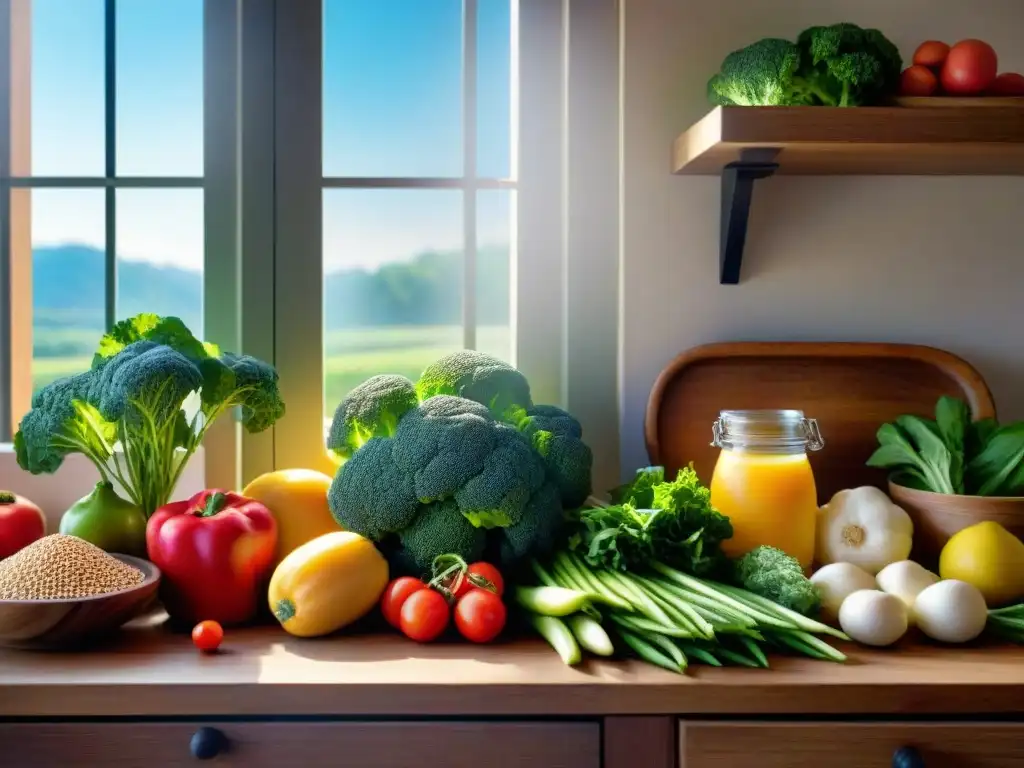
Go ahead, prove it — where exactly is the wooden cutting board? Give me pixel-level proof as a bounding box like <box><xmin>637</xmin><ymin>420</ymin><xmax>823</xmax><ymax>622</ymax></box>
<box><xmin>645</xmin><ymin>342</ymin><xmax>996</xmax><ymax>504</ymax></box>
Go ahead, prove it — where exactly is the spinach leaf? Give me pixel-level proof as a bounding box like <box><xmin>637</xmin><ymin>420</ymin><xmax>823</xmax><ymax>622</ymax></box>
<box><xmin>895</xmin><ymin>415</ymin><xmax>955</xmax><ymax>494</ymax></box>
<box><xmin>935</xmin><ymin>396</ymin><xmax>969</xmax><ymax>494</ymax></box>
<box><xmin>966</xmin><ymin>417</ymin><xmax>998</xmax><ymax>460</ymax></box>
<box><xmin>966</xmin><ymin>423</ymin><xmax>1024</xmax><ymax>496</ymax></box>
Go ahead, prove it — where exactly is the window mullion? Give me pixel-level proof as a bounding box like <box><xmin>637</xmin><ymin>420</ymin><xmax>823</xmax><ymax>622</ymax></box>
<box><xmin>462</xmin><ymin>0</ymin><xmax>478</xmax><ymax>351</ymax></box>
<box><xmin>104</xmin><ymin>0</ymin><xmax>116</xmax><ymax>331</ymax></box>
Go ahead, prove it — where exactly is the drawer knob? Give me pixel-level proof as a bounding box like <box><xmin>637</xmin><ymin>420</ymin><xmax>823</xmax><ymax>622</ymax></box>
<box><xmin>190</xmin><ymin>727</ymin><xmax>227</xmax><ymax>760</ymax></box>
<box><xmin>892</xmin><ymin>746</ymin><xmax>924</xmax><ymax>768</ymax></box>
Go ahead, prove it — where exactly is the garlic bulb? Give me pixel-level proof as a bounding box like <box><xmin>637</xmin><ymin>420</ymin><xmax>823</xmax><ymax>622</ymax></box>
<box><xmin>816</xmin><ymin>486</ymin><xmax>914</xmax><ymax>574</ymax></box>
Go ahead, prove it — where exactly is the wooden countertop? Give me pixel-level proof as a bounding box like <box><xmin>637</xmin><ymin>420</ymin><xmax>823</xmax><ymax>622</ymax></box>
<box><xmin>3</xmin><ymin>613</ymin><xmax>1024</xmax><ymax>718</ymax></box>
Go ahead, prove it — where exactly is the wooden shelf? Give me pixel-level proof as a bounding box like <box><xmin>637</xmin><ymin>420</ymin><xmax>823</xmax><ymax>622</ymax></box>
<box><xmin>673</xmin><ymin>105</ymin><xmax>1024</xmax><ymax>176</ymax></box>
<box><xmin>671</xmin><ymin>105</ymin><xmax>1024</xmax><ymax>284</ymax></box>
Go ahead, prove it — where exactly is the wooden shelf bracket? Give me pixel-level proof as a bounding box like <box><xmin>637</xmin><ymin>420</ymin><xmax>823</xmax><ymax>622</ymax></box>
<box><xmin>719</xmin><ymin>147</ymin><xmax>780</xmax><ymax>284</ymax></box>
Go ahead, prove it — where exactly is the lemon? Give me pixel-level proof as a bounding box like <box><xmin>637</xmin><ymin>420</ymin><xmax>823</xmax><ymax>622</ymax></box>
<box><xmin>939</xmin><ymin>521</ymin><xmax>1024</xmax><ymax>606</ymax></box>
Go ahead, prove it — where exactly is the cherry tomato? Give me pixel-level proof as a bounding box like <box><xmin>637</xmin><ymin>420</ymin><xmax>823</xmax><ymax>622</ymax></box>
<box><xmin>191</xmin><ymin>620</ymin><xmax>224</xmax><ymax>652</ymax></box>
<box><xmin>399</xmin><ymin>588</ymin><xmax>450</xmax><ymax>642</ymax></box>
<box><xmin>912</xmin><ymin>40</ymin><xmax>950</xmax><ymax>70</ymax></box>
<box><xmin>380</xmin><ymin>576</ymin><xmax>427</xmax><ymax>629</ymax></box>
<box><xmin>900</xmin><ymin>65</ymin><xmax>939</xmax><ymax>97</ymax></box>
<box><xmin>941</xmin><ymin>39</ymin><xmax>998</xmax><ymax>96</ymax></box>
<box><xmin>454</xmin><ymin>589</ymin><xmax>507</xmax><ymax>643</ymax></box>
<box><xmin>452</xmin><ymin>562</ymin><xmax>505</xmax><ymax>599</ymax></box>
<box><xmin>990</xmin><ymin>72</ymin><xmax>1024</xmax><ymax>96</ymax></box>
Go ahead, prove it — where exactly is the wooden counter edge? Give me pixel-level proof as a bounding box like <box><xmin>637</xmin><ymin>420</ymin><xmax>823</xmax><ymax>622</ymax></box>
<box><xmin>3</xmin><ymin>680</ymin><xmax>1024</xmax><ymax>718</ymax></box>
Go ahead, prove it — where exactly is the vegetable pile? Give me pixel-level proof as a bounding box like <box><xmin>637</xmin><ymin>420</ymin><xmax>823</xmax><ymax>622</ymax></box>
<box><xmin>867</xmin><ymin>395</ymin><xmax>1024</xmax><ymax>496</ymax></box>
<box><xmin>14</xmin><ymin>314</ymin><xmax>285</xmax><ymax>518</ymax></box>
<box><xmin>521</xmin><ymin>554</ymin><xmax>846</xmax><ymax>672</ymax></box>
<box><xmin>707</xmin><ymin>22</ymin><xmax>902</xmax><ymax>107</ymax></box>
<box><xmin>325</xmin><ymin>351</ymin><xmax>593</xmax><ymax>572</ymax></box>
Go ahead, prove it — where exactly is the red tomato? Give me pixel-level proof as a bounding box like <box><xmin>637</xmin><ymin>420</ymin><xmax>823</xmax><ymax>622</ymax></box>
<box><xmin>912</xmin><ymin>40</ymin><xmax>950</xmax><ymax>70</ymax></box>
<box><xmin>191</xmin><ymin>620</ymin><xmax>224</xmax><ymax>652</ymax></box>
<box><xmin>990</xmin><ymin>72</ymin><xmax>1024</xmax><ymax>96</ymax></box>
<box><xmin>399</xmin><ymin>589</ymin><xmax>450</xmax><ymax>642</ymax></box>
<box><xmin>452</xmin><ymin>562</ymin><xmax>505</xmax><ymax>599</ymax></box>
<box><xmin>0</xmin><ymin>491</ymin><xmax>46</xmax><ymax>560</ymax></box>
<box><xmin>380</xmin><ymin>576</ymin><xmax>427</xmax><ymax>628</ymax></box>
<box><xmin>940</xmin><ymin>39</ymin><xmax>998</xmax><ymax>95</ymax></box>
<box><xmin>454</xmin><ymin>589</ymin><xmax>507</xmax><ymax>643</ymax></box>
<box><xmin>900</xmin><ymin>65</ymin><xmax>939</xmax><ymax>97</ymax></box>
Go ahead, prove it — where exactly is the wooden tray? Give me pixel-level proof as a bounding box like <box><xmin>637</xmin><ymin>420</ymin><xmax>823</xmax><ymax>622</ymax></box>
<box><xmin>645</xmin><ymin>342</ymin><xmax>996</xmax><ymax>504</ymax></box>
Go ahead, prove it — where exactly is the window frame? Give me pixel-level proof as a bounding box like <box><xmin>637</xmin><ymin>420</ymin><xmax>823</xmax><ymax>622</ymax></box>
<box><xmin>269</xmin><ymin>0</ymin><xmax>621</xmax><ymax>489</ymax></box>
<box><xmin>0</xmin><ymin>0</ymin><xmax>245</xmax><ymax>489</ymax></box>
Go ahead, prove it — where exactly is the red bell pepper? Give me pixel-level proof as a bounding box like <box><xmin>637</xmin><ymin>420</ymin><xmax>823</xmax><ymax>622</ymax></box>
<box><xmin>146</xmin><ymin>489</ymin><xmax>278</xmax><ymax>626</ymax></box>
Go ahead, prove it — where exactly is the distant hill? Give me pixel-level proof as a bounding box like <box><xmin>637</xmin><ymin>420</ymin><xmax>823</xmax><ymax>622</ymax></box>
<box><xmin>32</xmin><ymin>243</ymin><xmax>510</xmax><ymax>340</ymax></box>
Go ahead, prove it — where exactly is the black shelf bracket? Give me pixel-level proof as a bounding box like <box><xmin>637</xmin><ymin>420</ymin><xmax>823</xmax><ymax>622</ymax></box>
<box><xmin>719</xmin><ymin>148</ymin><xmax>781</xmax><ymax>284</ymax></box>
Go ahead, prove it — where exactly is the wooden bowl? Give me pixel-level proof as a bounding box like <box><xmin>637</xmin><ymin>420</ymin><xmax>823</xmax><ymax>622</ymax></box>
<box><xmin>889</xmin><ymin>481</ymin><xmax>1024</xmax><ymax>567</ymax></box>
<box><xmin>0</xmin><ymin>555</ymin><xmax>161</xmax><ymax>650</ymax></box>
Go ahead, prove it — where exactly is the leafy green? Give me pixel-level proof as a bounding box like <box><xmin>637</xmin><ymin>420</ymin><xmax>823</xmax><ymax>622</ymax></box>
<box><xmin>567</xmin><ymin>465</ymin><xmax>733</xmax><ymax>577</ymax></box>
<box><xmin>732</xmin><ymin>545</ymin><xmax>820</xmax><ymax>616</ymax></box>
<box><xmin>867</xmin><ymin>395</ymin><xmax>1024</xmax><ymax>497</ymax></box>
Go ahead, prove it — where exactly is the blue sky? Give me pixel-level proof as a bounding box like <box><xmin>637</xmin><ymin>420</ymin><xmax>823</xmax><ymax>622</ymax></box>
<box><xmin>29</xmin><ymin>0</ymin><xmax>513</xmax><ymax>272</ymax></box>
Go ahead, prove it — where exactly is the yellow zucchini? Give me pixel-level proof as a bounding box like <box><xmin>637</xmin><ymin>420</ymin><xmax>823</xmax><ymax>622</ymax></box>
<box><xmin>268</xmin><ymin>531</ymin><xmax>389</xmax><ymax>637</ymax></box>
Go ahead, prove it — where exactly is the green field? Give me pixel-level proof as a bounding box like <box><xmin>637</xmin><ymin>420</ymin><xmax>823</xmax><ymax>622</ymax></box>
<box><xmin>32</xmin><ymin>324</ymin><xmax>511</xmax><ymax>419</ymax></box>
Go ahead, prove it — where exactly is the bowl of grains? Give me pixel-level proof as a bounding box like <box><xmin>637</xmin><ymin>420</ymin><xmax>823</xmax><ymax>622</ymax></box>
<box><xmin>0</xmin><ymin>533</ymin><xmax>160</xmax><ymax>649</ymax></box>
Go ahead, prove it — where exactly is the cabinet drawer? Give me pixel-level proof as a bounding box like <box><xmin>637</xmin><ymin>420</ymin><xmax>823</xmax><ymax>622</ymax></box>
<box><xmin>680</xmin><ymin>721</ymin><xmax>1024</xmax><ymax>768</ymax></box>
<box><xmin>1</xmin><ymin>721</ymin><xmax>599</xmax><ymax>768</ymax></box>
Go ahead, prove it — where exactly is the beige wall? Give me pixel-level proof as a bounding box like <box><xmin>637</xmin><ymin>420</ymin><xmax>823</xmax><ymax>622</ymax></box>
<box><xmin>619</xmin><ymin>0</ymin><xmax>1024</xmax><ymax>477</ymax></box>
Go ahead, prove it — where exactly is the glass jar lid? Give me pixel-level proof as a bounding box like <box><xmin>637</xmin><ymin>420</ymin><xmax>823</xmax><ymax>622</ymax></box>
<box><xmin>711</xmin><ymin>409</ymin><xmax>824</xmax><ymax>453</ymax></box>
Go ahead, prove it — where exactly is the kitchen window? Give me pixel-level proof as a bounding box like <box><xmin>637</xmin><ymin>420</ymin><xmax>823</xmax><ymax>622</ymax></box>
<box><xmin>1</xmin><ymin>0</ymin><xmax>620</xmax><ymax>493</ymax></box>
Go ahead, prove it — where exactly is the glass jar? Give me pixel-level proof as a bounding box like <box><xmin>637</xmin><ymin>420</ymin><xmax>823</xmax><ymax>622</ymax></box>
<box><xmin>709</xmin><ymin>410</ymin><xmax>824</xmax><ymax>570</ymax></box>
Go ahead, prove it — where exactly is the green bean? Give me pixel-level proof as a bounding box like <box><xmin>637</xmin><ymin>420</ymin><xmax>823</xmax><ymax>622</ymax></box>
<box><xmin>738</xmin><ymin>635</ymin><xmax>769</xmax><ymax>668</ymax></box>
<box><xmin>717</xmin><ymin>647</ymin><xmax>761</xmax><ymax>668</ymax></box>
<box><xmin>530</xmin><ymin>558</ymin><xmax>559</xmax><ymax>588</ymax></box>
<box><xmin>600</xmin><ymin>569</ymin><xmax>676</xmax><ymax>626</ymax></box>
<box><xmin>610</xmin><ymin>612</ymin><xmax>696</xmax><ymax>639</ymax></box>
<box><xmin>648</xmin><ymin>565</ymin><xmax>789</xmax><ymax>628</ymax></box>
<box><xmin>712</xmin><ymin>581</ymin><xmax>848</xmax><ymax>639</ymax></box>
<box><xmin>645</xmin><ymin>631</ymin><xmax>688</xmax><ymax>671</ymax></box>
<box><xmin>559</xmin><ymin>552</ymin><xmax>634</xmax><ymax>611</ymax></box>
<box><xmin>616</xmin><ymin>628</ymin><xmax>684</xmax><ymax>674</ymax></box>
<box><xmin>634</xmin><ymin>576</ymin><xmax>716</xmax><ymax>638</ymax></box>
<box><xmin>678</xmin><ymin>643</ymin><xmax>722</xmax><ymax>667</ymax></box>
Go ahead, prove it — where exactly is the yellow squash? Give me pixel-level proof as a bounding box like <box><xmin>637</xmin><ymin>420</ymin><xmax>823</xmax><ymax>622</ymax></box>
<box><xmin>268</xmin><ymin>531</ymin><xmax>389</xmax><ymax>637</ymax></box>
<box><xmin>242</xmin><ymin>468</ymin><xmax>340</xmax><ymax>568</ymax></box>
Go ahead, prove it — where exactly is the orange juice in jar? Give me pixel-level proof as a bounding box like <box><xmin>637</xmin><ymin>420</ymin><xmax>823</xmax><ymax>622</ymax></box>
<box><xmin>709</xmin><ymin>410</ymin><xmax>824</xmax><ymax>570</ymax></box>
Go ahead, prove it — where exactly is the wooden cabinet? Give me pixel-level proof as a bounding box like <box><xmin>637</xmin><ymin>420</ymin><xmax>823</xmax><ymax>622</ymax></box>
<box><xmin>679</xmin><ymin>721</ymin><xmax>1024</xmax><ymax>768</ymax></box>
<box><xmin>0</xmin><ymin>721</ymin><xmax>600</xmax><ymax>768</ymax></box>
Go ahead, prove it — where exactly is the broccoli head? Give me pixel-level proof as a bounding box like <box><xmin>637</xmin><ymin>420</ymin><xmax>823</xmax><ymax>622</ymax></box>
<box><xmin>326</xmin><ymin>352</ymin><xmax>591</xmax><ymax>572</ymax></box>
<box><xmin>796</xmin><ymin>23</ymin><xmax>902</xmax><ymax>106</ymax></box>
<box><xmin>509</xmin><ymin>404</ymin><xmax>593</xmax><ymax>508</ymax></box>
<box><xmin>707</xmin><ymin>38</ymin><xmax>812</xmax><ymax>107</ymax></box>
<box><xmin>416</xmin><ymin>350</ymin><xmax>532</xmax><ymax>417</ymax></box>
<box><xmin>14</xmin><ymin>313</ymin><xmax>284</xmax><ymax>518</ymax></box>
<box><xmin>732</xmin><ymin>545</ymin><xmax>821</xmax><ymax>616</ymax></box>
<box><xmin>327</xmin><ymin>374</ymin><xmax>421</xmax><ymax>462</ymax></box>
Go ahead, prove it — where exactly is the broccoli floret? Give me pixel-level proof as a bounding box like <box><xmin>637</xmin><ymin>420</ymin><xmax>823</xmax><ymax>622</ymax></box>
<box><xmin>397</xmin><ymin>498</ymin><xmax>487</xmax><ymax>571</ymax></box>
<box><xmin>390</xmin><ymin>395</ymin><xmax>497</xmax><ymax>502</ymax></box>
<box><xmin>328</xmin><ymin>436</ymin><xmax>420</xmax><ymax>539</ymax></box>
<box><xmin>498</xmin><ymin>482</ymin><xmax>564</xmax><ymax>563</ymax></box>
<box><xmin>327</xmin><ymin>374</ymin><xmax>419</xmax><ymax>462</ymax></box>
<box><xmin>96</xmin><ymin>341</ymin><xmax>202</xmax><ymax>426</ymax></box>
<box><xmin>733</xmin><ymin>545</ymin><xmax>821</xmax><ymax>616</ymax></box>
<box><xmin>454</xmin><ymin>425</ymin><xmax>547</xmax><ymax>528</ymax></box>
<box><xmin>416</xmin><ymin>350</ymin><xmax>532</xmax><ymax>417</ymax></box>
<box><xmin>14</xmin><ymin>313</ymin><xmax>284</xmax><ymax>518</ymax></box>
<box><xmin>707</xmin><ymin>38</ymin><xmax>812</xmax><ymax>106</ymax></box>
<box><xmin>510</xmin><ymin>404</ymin><xmax>593</xmax><ymax>508</ymax></box>
<box><xmin>796</xmin><ymin>23</ymin><xmax>902</xmax><ymax>106</ymax></box>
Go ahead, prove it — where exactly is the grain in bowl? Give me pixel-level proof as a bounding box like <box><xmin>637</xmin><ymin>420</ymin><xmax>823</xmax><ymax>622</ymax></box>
<box><xmin>0</xmin><ymin>534</ymin><xmax>145</xmax><ymax>600</ymax></box>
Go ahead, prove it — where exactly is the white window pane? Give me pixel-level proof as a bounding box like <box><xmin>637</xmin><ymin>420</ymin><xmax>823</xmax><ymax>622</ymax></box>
<box><xmin>31</xmin><ymin>189</ymin><xmax>106</xmax><ymax>393</ymax></box>
<box><xmin>323</xmin><ymin>0</ymin><xmax>462</xmax><ymax>177</ymax></box>
<box><xmin>323</xmin><ymin>189</ymin><xmax>463</xmax><ymax>419</ymax></box>
<box><xmin>477</xmin><ymin>0</ymin><xmax>513</xmax><ymax>179</ymax></box>
<box><xmin>115</xmin><ymin>189</ymin><xmax>204</xmax><ymax>332</ymax></box>
<box><xmin>116</xmin><ymin>0</ymin><xmax>204</xmax><ymax>175</ymax></box>
<box><xmin>30</xmin><ymin>0</ymin><xmax>105</xmax><ymax>176</ymax></box>
<box><xmin>476</xmin><ymin>189</ymin><xmax>512</xmax><ymax>362</ymax></box>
